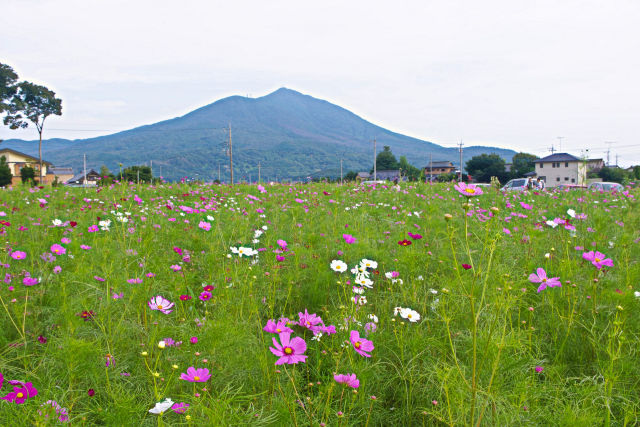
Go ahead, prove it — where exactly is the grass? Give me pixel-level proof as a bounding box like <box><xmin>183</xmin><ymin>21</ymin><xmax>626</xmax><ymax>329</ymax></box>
<box><xmin>0</xmin><ymin>181</ymin><xmax>638</xmax><ymax>426</ymax></box>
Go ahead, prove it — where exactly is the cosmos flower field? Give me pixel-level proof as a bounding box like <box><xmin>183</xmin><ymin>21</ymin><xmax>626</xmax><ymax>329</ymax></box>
<box><xmin>0</xmin><ymin>181</ymin><xmax>638</xmax><ymax>425</ymax></box>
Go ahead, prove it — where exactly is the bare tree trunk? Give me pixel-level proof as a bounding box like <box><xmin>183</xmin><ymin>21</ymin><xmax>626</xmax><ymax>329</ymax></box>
<box><xmin>39</xmin><ymin>130</ymin><xmax>43</xmax><ymax>184</ymax></box>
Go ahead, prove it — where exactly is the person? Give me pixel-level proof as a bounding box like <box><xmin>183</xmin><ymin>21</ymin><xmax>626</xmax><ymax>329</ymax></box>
<box><xmin>526</xmin><ymin>177</ymin><xmax>533</xmax><ymax>190</ymax></box>
<box><xmin>536</xmin><ymin>177</ymin><xmax>545</xmax><ymax>190</ymax></box>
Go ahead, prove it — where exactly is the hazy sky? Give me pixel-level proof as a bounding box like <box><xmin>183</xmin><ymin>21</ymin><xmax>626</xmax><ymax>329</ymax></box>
<box><xmin>1</xmin><ymin>0</ymin><xmax>639</xmax><ymax>165</ymax></box>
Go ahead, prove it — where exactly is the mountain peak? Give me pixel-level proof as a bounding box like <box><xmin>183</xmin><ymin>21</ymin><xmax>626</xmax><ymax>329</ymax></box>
<box><xmin>264</xmin><ymin>87</ymin><xmax>303</xmax><ymax>98</ymax></box>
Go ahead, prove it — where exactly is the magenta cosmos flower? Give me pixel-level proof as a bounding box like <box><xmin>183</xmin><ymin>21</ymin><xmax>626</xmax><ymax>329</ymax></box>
<box><xmin>50</xmin><ymin>244</ymin><xmax>66</xmax><ymax>255</ymax></box>
<box><xmin>180</xmin><ymin>367</ymin><xmax>211</xmax><ymax>382</ymax></box>
<box><xmin>582</xmin><ymin>251</ymin><xmax>613</xmax><ymax>269</ymax></box>
<box><xmin>269</xmin><ymin>332</ymin><xmax>308</xmax><ymax>365</ymax></box>
<box><xmin>10</xmin><ymin>251</ymin><xmax>26</xmax><ymax>260</ymax></box>
<box><xmin>148</xmin><ymin>295</ymin><xmax>175</xmax><ymax>314</ymax></box>
<box><xmin>263</xmin><ymin>319</ymin><xmax>294</xmax><ymax>334</ymax></box>
<box><xmin>1</xmin><ymin>382</ymin><xmax>38</xmax><ymax>404</ymax></box>
<box><xmin>454</xmin><ymin>182</ymin><xmax>483</xmax><ymax>197</ymax></box>
<box><xmin>23</xmin><ymin>276</ymin><xmax>39</xmax><ymax>286</ymax></box>
<box><xmin>350</xmin><ymin>330</ymin><xmax>374</xmax><ymax>357</ymax></box>
<box><xmin>334</xmin><ymin>373</ymin><xmax>360</xmax><ymax>389</ymax></box>
<box><xmin>342</xmin><ymin>234</ymin><xmax>357</xmax><ymax>244</ymax></box>
<box><xmin>529</xmin><ymin>268</ymin><xmax>561</xmax><ymax>293</ymax></box>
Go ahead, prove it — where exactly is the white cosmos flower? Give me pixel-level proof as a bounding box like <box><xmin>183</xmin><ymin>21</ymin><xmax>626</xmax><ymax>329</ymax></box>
<box><xmin>368</xmin><ymin>314</ymin><xmax>379</xmax><ymax>323</ymax></box>
<box><xmin>356</xmin><ymin>276</ymin><xmax>373</xmax><ymax>288</ymax></box>
<box><xmin>546</xmin><ymin>221</ymin><xmax>558</xmax><ymax>228</ymax></box>
<box><xmin>261</xmin><ymin>225</ymin><xmax>268</xmax><ymax>231</ymax></box>
<box><xmin>149</xmin><ymin>398</ymin><xmax>174</xmax><ymax>415</ymax></box>
<box><xmin>330</xmin><ymin>260</ymin><xmax>347</xmax><ymax>272</ymax></box>
<box><xmin>352</xmin><ymin>286</ymin><xmax>365</xmax><ymax>294</ymax></box>
<box><xmin>567</xmin><ymin>209</ymin><xmax>576</xmax><ymax>218</ymax></box>
<box><xmin>52</xmin><ymin>219</ymin><xmax>63</xmax><ymax>226</ymax></box>
<box><xmin>400</xmin><ymin>308</ymin><xmax>421</xmax><ymax>322</ymax></box>
<box><xmin>360</xmin><ymin>259</ymin><xmax>378</xmax><ymax>270</ymax></box>
<box><xmin>394</xmin><ymin>307</ymin><xmax>403</xmax><ymax>316</ymax></box>
<box><xmin>206</xmin><ymin>215</ymin><xmax>214</xmax><ymax>221</ymax></box>
<box><xmin>634</xmin><ymin>291</ymin><xmax>640</xmax><ymax>298</ymax></box>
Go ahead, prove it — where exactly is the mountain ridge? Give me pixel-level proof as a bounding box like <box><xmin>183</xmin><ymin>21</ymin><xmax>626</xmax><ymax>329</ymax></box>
<box><xmin>0</xmin><ymin>87</ymin><xmax>516</xmax><ymax>181</ymax></box>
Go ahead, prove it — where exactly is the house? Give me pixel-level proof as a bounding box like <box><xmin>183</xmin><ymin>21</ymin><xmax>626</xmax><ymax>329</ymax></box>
<box><xmin>374</xmin><ymin>170</ymin><xmax>406</xmax><ymax>182</ymax></box>
<box><xmin>49</xmin><ymin>167</ymin><xmax>74</xmax><ymax>184</ymax></box>
<box><xmin>356</xmin><ymin>172</ymin><xmax>370</xmax><ymax>182</ymax></box>
<box><xmin>423</xmin><ymin>161</ymin><xmax>455</xmax><ymax>178</ymax></box>
<box><xmin>0</xmin><ymin>148</ymin><xmax>53</xmax><ymax>185</ymax></box>
<box><xmin>65</xmin><ymin>169</ymin><xmax>101</xmax><ymax>187</ymax></box>
<box><xmin>533</xmin><ymin>153</ymin><xmax>589</xmax><ymax>187</ymax></box>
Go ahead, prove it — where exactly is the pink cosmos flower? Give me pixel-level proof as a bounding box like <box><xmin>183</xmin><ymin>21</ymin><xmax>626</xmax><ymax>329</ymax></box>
<box><xmin>53</xmin><ymin>265</ymin><xmax>62</xmax><ymax>274</ymax></box>
<box><xmin>277</xmin><ymin>239</ymin><xmax>287</xmax><ymax>249</ymax></box>
<box><xmin>263</xmin><ymin>319</ymin><xmax>294</xmax><ymax>334</ymax></box>
<box><xmin>198</xmin><ymin>221</ymin><xmax>211</xmax><ymax>231</ymax></box>
<box><xmin>269</xmin><ymin>332</ymin><xmax>308</xmax><ymax>365</ymax></box>
<box><xmin>148</xmin><ymin>295</ymin><xmax>175</xmax><ymax>314</ymax></box>
<box><xmin>199</xmin><ymin>291</ymin><xmax>212</xmax><ymax>301</ymax></box>
<box><xmin>10</xmin><ymin>251</ymin><xmax>26</xmax><ymax>260</ymax></box>
<box><xmin>80</xmin><ymin>245</ymin><xmax>91</xmax><ymax>250</ymax></box>
<box><xmin>462</xmin><ymin>264</ymin><xmax>472</xmax><ymax>270</ymax></box>
<box><xmin>276</xmin><ymin>255</ymin><xmax>285</xmax><ymax>262</ymax></box>
<box><xmin>298</xmin><ymin>310</ymin><xmax>324</xmax><ymax>334</ymax></box>
<box><xmin>170</xmin><ymin>264</ymin><xmax>182</xmax><ymax>272</ymax></box>
<box><xmin>127</xmin><ymin>278</ymin><xmax>142</xmax><ymax>284</ymax></box>
<box><xmin>408</xmin><ymin>232</ymin><xmax>422</xmax><ymax>240</ymax></box>
<box><xmin>528</xmin><ymin>268</ymin><xmax>561</xmax><ymax>293</ymax></box>
<box><xmin>172</xmin><ymin>402</ymin><xmax>190</xmax><ymax>414</ymax></box>
<box><xmin>342</xmin><ymin>234</ymin><xmax>357</xmax><ymax>244</ymax></box>
<box><xmin>180</xmin><ymin>366</ymin><xmax>211</xmax><ymax>382</ymax></box>
<box><xmin>582</xmin><ymin>251</ymin><xmax>614</xmax><ymax>269</ymax></box>
<box><xmin>350</xmin><ymin>330</ymin><xmax>374</xmax><ymax>357</ymax></box>
<box><xmin>23</xmin><ymin>276</ymin><xmax>39</xmax><ymax>286</ymax></box>
<box><xmin>50</xmin><ymin>244</ymin><xmax>66</xmax><ymax>255</ymax></box>
<box><xmin>334</xmin><ymin>373</ymin><xmax>360</xmax><ymax>389</ymax></box>
<box><xmin>1</xmin><ymin>382</ymin><xmax>38</xmax><ymax>404</ymax></box>
<box><xmin>88</xmin><ymin>225</ymin><xmax>99</xmax><ymax>232</ymax></box>
<box><xmin>94</xmin><ymin>276</ymin><xmax>105</xmax><ymax>282</ymax></box>
<box><xmin>454</xmin><ymin>182</ymin><xmax>483</xmax><ymax>197</ymax></box>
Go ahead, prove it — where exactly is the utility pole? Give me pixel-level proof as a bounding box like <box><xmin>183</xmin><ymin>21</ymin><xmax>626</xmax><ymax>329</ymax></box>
<box><xmin>228</xmin><ymin>123</ymin><xmax>234</xmax><ymax>185</ymax></box>
<box><xmin>258</xmin><ymin>161</ymin><xmax>261</xmax><ymax>183</ymax></box>
<box><xmin>548</xmin><ymin>145</ymin><xmax>556</xmax><ymax>154</ymax></box>
<box><xmin>615</xmin><ymin>154</ymin><xmax>619</xmax><ymax>167</ymax></box>
<box><xmin>150</xmin><ymin>160</ymin><xmax>153</xmax><ymax>180</ymax></box>
<box><xmin>557</xmin><ymin>136</ymin><xmax>564</xmax><ymax>152</ymax></box>
<box><xmin>373</xmin><ymin>137</ymin><xmax>377</xmax><ymax>181</ymax></box>
<box><xmin>137</xmin><ymin>169</ymin><xmax>140</xmax><ymax>185</ymax></box>
<box><xmin>83</xmin><ymin>153</ymin><xmax>87</xmax><ymax>189</ymax></box>
<box><xmin>458</xmin><ymin>140</ymin><xmax>464</xmax><ymax>182</ymax></box>
<box><xmin>340</xmin><ymin>158</ymin><xmax>343</xmax><ymax>185</ymax></box>
<box><xmin>429</xmin><ymin>152</ymin><xmax>433</xmax><ymax>183</ymax></box>
<box><xmin>604</xmin><ymin>141</ymin><xmax>616</xmax><ymax>166</ymax></box>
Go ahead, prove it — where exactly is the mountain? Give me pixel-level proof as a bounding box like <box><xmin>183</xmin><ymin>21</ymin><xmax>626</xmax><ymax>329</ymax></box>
<box><xmin>0</xmin><ymin>88</ymin><xmax>516</xmax><ymax>181</ymax></box>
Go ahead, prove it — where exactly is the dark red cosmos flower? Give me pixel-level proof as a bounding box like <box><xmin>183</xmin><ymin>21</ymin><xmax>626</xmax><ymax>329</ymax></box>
<box><xmin>323</xmin><ymin>191</ymin><xmax>331</xmax><ymax>196</ymax></box>
<box><xmin>37</xmin><ymin>335</ymin><xmax>47</xmax><ymax>344</ymax></box>
<box><xmin>87</xmin><ymin>389</ymin><xmax>95</xmax><ymax>397</ymax></box>
<box><xmin>398</xmin><ymin>239</ymin><xmax>412</xmax><ymax>246</ymax></box>
<box><xmin>180</xmin><ymin>295</ymin><xmax>192</xmax><ymax>301</ymax></box>
<box><xmin>462</xmin><ymin>264</ymin><xmax>472</xmax><ymax>270</ymax></box>
<box><xmin>408</xmin><ymin>232</ymin><xmax>423</xmax><ymax>240</ymax></box>
<box><xmin>69</xmin><ymin>221</ymin><xmax>77</xmax><ymax>227</ymax></box>
<box><xmin>78</xmin><ymin>310</ymin><xmax>95</xmax><ymax>321</ymax></box>
<box><xmin>203</xmin><ymin>285</ymin><xmax>215</xmax><ymax>292</ymax></box>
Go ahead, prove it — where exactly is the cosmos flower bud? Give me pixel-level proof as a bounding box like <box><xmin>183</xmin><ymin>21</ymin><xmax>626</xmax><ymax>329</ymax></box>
<box><xmin>444</xmin><ymin>214</ymin><xmax>453</xmax><ymax>221</ymax></box>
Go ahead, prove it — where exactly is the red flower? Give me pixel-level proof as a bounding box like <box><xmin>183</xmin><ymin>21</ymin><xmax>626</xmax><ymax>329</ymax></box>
<box><xmin>398</xmin><ymin>239</ymin><xmax>412</xmax><ymax>246</ymax></box>
<box><xmin>203</xmin><ymin>285</ymin><xmax>215</xmax><ymax>292</ymax></box>
<box><xmin>78</xmin><ymin>310</ymin><xmax>95</xmax><ymax>321</ymax></box>
<box><xmin>69</xmin><ymin>221</ymin><xmax>77</xmax><ymax>227</ymax></box>
<box><xmin>87</xmin><ymin>389</ymin><xmax>95</xmax><ymax>397</ymax></box>
<box><xmin>179</xmin><ymin>295</ymin><xmax>192</xmax><ymax>301</ymax></box>
<box><xmin>462</xmin><ymin>264</ymin><xmax>472</xmax><ymax>270</ymax></box>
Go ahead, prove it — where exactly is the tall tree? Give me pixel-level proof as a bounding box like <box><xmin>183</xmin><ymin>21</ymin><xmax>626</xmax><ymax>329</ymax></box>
<box><xmin>465</xmin><ymin>154</ymin><xmax>509</xmax><ymax>183</ymax></box>
<box><xmin>511</xmin><ymin>152</ymin><xmax>538</xmax><ymax>177</ymax></box>
<box><xmin>376</xmin><ymin>146</ymin><xmax>399</xmax><ymax>170</ymax></box>
<box><xmin>398</xmin><ymin>156</ymin><xmax>422</xmax><ymax>181</ymax></box>
<box><xmin>4</xmin><ymin>81</ymin><xmax>62</xmax><ymax>183</ymax></box>
<box><xmin>0</xmin><ymin>155</ymin><xmax>13</xmax><ymax>187</ymax></box>
<box><xmin>0</xmin><ymin>63</ymin><xmax>19</xmax><ymax>113</ymax></box>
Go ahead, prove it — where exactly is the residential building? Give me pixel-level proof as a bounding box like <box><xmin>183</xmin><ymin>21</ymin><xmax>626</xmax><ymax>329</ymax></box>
<box><xmin>375</xmin><ymin>170</ymin><xmax>406</xmax><ymax>182</ymax></box>
<box><xmin>49</xmin><ymin>167</ymin><xmax>74</xmax><ymax>184</ymax></box>
<box><xmin>0</xmin><ymin>148</ymin><xmax>53</xmax><ymax>185</ymax></box>
<box><xmin>356</xmin><ymin>172</ymin><xmax>370</xmax><ymax>182</ymax></box>
<box><xmin>423</xmin><ymin>161</ymin><xmax>455</xmax><ymax>178</ymax></box>
<box><xmin>533</xmin><ymin>153</ymin><xmax>587</xmax><ymax>187</ymax></box>
<box><xmin>65</xmin><ymin>169</ymin><xmax>101</xmax><ymax>186</ymax></box>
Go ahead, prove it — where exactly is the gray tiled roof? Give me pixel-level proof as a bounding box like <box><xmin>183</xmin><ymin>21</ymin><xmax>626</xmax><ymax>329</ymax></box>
<box><xmin>534</xmin><ymin>153</ymin><xmax>581</xmax><ymax>163</ymax></box>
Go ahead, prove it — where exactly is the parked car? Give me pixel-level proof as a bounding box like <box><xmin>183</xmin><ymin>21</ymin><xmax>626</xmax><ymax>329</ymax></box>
<box><xmin>501</xmin><ymin>178</ymin><xmax>530</xmax><ymax>191</ymax></box>
<box><xmin>557</xmin><ymin>184</ymin><xmax>586</xmax><ymax>191</ymax></box>
<box><xmin>587</xmin><ymin>182</ymin><xmax>624</xmax><ymax>192</ymax></box>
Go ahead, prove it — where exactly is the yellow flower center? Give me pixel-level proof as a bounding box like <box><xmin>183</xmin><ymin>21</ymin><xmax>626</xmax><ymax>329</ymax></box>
<box><xmin>355</xmin><ymin>342</ymin><xmax>361</xmax><ymax>349</ymax></box>
<box><xmin>542</xmin><ymin>278</ymin><xmax>547</xmax><ymax>282</ymax></box>
<box><xmin>16</xmin><ymin>392</ymin><xmax>24</xmax><ymax>398</ymax></box>
<box><xmin>595</xmin><ymin>258</ymin><xmax>601</xmax><ymax>262</ymax></box>
<box><xmin>336</xmin><ymin>266</ymin><xmax>341</xmax><ymax>269</ymax></box>
<box><xmin>157</xmin><ymin>305</ymin><xmax>163</xmax><ymax>309</ymax></box>
<box><xmin>284</xmin><ymin>347</ymin><xmax>293</xmax><ymax>355</ymax></box>
<box><xmin>276</xmin><ymin>328</ymin><xmax>281</xmax><ymax>332</ymax></box>
<box><xmin>408</xmin><ymin>314</ymin><xmax>412</xmax><ymax>318</ymax></box>
<box><xmin>194</xmin><ymin>376</ymin><xmax>200</xmax><ymax>381</ymax></box>
<box><xmin>465</xmin><ymin>188</ymin><xmax>475</xmax><ymax>193</ymax></box>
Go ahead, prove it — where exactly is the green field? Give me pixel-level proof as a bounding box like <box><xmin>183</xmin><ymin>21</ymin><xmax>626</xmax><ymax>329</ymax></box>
<box><xmin>0</xmin><ymin>182</ymin><xmax>638</xmax><ymax>426</ymax></box>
